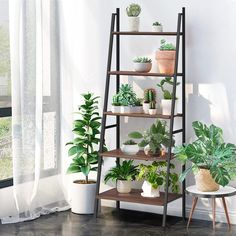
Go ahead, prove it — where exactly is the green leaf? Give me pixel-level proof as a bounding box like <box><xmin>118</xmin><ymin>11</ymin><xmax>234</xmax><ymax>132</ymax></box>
<box><xmin>128</xmin><ymin>131</ymin><xmax>143</xmax><ymax>139</ymax></box>
<box><xmin>68</xmin><ymin>146</ymin><xmax>78</xmax><ymax>156</ymax></box>
<box><xmin>210</xmin><ymin>166</ymin><xmax>231</xmax><ymax>186</ymax></box>
<box><xmin>67</xmin><ymin>164</ymin><xmax>81</xmax><ymax>174</ymax></box>
<box><xmin>81</xmin><ymin>165</ymin><xmax>91</xmax><ymax>176</ymax></box>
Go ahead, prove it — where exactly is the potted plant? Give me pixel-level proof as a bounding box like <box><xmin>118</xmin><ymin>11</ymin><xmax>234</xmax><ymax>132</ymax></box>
<box><xmin>155</xmin><ymin>39</ymin><xmax>176</xmax><ymax>74</ymax></box>
<box><xmin>126</xmin><ymin>3</ymin><xmax>141</xmax><ymax>32</ymax></box>
<box><xmin>152</xmin><ymin>21</ymin><xmax>163</xmax><ymax>32</ymax></box>
<box><xmin>129</xmin><ymin>119</ymin><xmax>173</xmax><ymax>157</ymax></box>
<box><xmin>137</xmin><ymin>161</ymin><xmax>179</xmax><ymax>198</ymax></box>
<box><xmin>143</xmin><ymin>88</ymin><xmax>156</xmax><ymax>114</ymax></box>
<box><xmin>174</xmin><ymin>121</ymin><xmax>236</xmax><ymax>192</ymax></box>
<box><xmin>157</xmin><ymin>77</ymin><xmax>180</xmax><ymax>115</ymax></box>
<box><xmin>66</xmin><ymin>92</ymin><xmax>106</xmax><ymax>214</ymax></box>
<box><xmin>111</xmin><ymin>94</ymin><xmax>121</xmax><ymax>113</ymax></box>
<box><xmin>133</xmin><ymin>57</ymin><xmax>152</xmax><ymax>73</ymax></box>
<box><xmin>149</xmin><ymin>101</ymin><xmax>157</xmax><ymax>115</ymax></box>
<box><xmin>104</xmin><ymin>160</ymin><xmax>139</xmax><ymax>193</ymax></box>
<box><xmin>121</xmin><ymin>139</ymin><xmax>139</xmax><ymax>155</ymax></box>
<box><xmin>131</xmin><ymin>98</ymin><xmax>143</xmax><ymax>113</ymax></box>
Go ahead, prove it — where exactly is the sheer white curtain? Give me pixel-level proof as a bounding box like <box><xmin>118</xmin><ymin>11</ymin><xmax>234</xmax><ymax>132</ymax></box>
<box><xmin>1</xmin><ymin>0</ymin><xmax>72</xmax><ymax>223</ymax></box>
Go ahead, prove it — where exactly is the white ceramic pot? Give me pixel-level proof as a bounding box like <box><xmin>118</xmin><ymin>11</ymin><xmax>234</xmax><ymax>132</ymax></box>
<box><xmin>142</xmin><ymin>103</ymin><xmax>150</xmax><ymax>114</ymax></box>
<box><xmin>133</xmin><ymin>62</ymin><xmax>152</xmax><ymax>73</ymax></box>
<box><xmin>152</xmin><ymin>25</ymin><xmax>163</xmax><ymax>32</ymax></box>
<box><xmin>128</xmin><ymin>16</ymin><xmax>140</xmax><ymax>32</ymax></box>
<box><xmin>117</xmin><ymin>180</ymin><xmax>131</xmax><ymax>193</ymax></box>
<box><xmin>161</xmin><ymin>99</ymin><xmax>178</xmax><ymax>115</ymax></box>
<box><xmin>141</xmin><ymin>181</ymin><xmax>160</xmax><ymax>198</ymax></box>
<box><xmin>111</xmin><ymin>105</ymin><xmax>121</xmax><ymax>113</ymax></box>
<box><xmin>71</xmin><ymin>180</ymin><xmax>96</xmax><ymax>214</ymax></box>
<box><xmin>130</xmin><ymin>106</ymin><xmax>143</xmax><ymax>113</ymax></box>
<box><xmin>120</xmin><ymin>106</ymin><xmax>131</xmax><ymax>113</ymax></box>
<box><xmin>149</xmin><ymin>109</ymin><xmax>157</xmax><ymax>115</ymax></box>
<box><xmin>121</xmin><ymin>144</ymin><xmax>139</xmax><ymax>155</ymax></box>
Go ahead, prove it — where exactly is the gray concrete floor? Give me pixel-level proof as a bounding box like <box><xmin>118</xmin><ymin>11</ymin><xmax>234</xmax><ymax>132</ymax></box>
<box><xmin>0</xmin><ymin>207</ymin><xmax>235</xmax><ymax>236</ymax></box>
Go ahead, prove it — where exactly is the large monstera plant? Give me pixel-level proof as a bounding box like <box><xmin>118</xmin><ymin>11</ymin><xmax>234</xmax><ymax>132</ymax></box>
<box><xmin>174</xmin><ymin>121</ymin><xmax>236</xmax><ymax>186</ymax></box>
<box><xmin>66</xmin><ymin>92</ymin><xmax>105</xmax><ymax>184</ymax></box>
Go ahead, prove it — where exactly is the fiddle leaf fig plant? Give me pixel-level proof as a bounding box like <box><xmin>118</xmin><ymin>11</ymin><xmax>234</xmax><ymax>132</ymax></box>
<box><xmin>66</xmin><ymin>92</ymin><xmax>106</xmax><ymax>184</ymax></box>
<box><xmin>174</xmin><ymin>121</ymin><xmax>236</xmax><ymax>186</ymax></box>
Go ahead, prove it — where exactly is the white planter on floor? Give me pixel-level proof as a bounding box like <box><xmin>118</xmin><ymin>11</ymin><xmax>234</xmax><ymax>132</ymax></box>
<box><xmin>121</xmin><ymin>144</ymin><xmax>139</xmax><ymax>155</ymax></box>
<box><xmin>111</xmin><ymin>105</ymin><xmax>121</xmax><ymax>113</ymax></box>
<box><xmin>128</xmin><ymin>17</ymin><xmax>140</xmax><ymax>32</ymax></box>
<box><xmin>71</xmin><ymin>180</ymin><xmax>96</xmax><ymax>214</ymax></box>
<box><xmin>143</xmin><ymin>103</ymin><xmax>150</xmax><ymax>114</ymax></box>
<box><xmin>161</xmin><ymin>99</ymin><xmax>178</xmax><ymax>115</ymax></box>
<box><xmin>152</xmin><ymin>25</ymin><xmax>163</xmax><ymax>32</ymax></box>
<box><xmin>133</xmin><ymin>62</ymin><xmax>152</xmax><ymax>73</ymax></box>
<box><xmin>130</xmin><ymin>106</ymin><xmax>143</xmax><ymax>113</ymax></box>
<box><xmin>117</xmin><ymin>180</ymin><xmax>131</xmax><ymax>193</ymax></box>
<box><xmin>120</xmin><ymin>106</ymin><xmax>131</xmax><ymax>113</ymax></box>
<box><xmin>141</xmin><ymin>180</ymin><xmax>160</xmax><ymax>198</ymax></box>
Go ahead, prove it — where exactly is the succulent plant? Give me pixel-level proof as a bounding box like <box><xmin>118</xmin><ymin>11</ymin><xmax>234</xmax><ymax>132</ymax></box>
<box><xmin>149</xmin><ymin>101</ymin><xmax>156</xmax><ymax>109</ymax></box>
<box><xmin>143</xmin><ymin>88</ymin><xmax>156</xmax><ymax>103</ymax></box>
<box><xmin>118</xmin><ymin>84</ymin><xmax>137</xmax><ymax>106</ymax></box>
<box><xmin>134</xmin><ymin>98</ymin><xmax>142</xmax><ymax>106</ymax></box>
<box><xmin>112</xmin><ymin>94</ymin><xmax>121</xmax><ymax>106</ymax></box>
<box><xmin>123</xmin><ymin>139</ymin><xmax>137</xmax><ymax>145</ymax></box>
<box><xmin>133</xmin><ymin>57</ymin><xmax>152</xmax><ymax>63</ymax></box>
<box><xmin>153</xmin><ymin>21</ymin><xmax>162</xmax><ymax>26</ymax></box>
<box><xmin>126</xmin><ymin>3</ymin><xmax>141</xmax><ymax>17</ymax></box>
<box><xmin>159</xmin><ymin>39</ymin><xmax>176</xmax><ymax>51</ymax></box>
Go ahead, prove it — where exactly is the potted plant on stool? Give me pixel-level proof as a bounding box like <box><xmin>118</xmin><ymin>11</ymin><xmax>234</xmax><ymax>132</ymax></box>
<box><xmin>133</xmin><ymin>57</ymin><xmax>152</xmax><ymax>72</ymax></box>
<box><xmin>143</xmin><ymin>88</ymin><xmax>156</xmax><ymax>114</ymax></box>
<box><xmin>126</xmin><ymin>3</ymin><xmax>141</xmax><ymax>32</ymax></box>
<box><xmin>66</xmin><ymin>92</ymin><xmax>106</xmax><ymax>214</ymax></box>
<box><xmin>174</xmin><ymin>121</ymin><xmax>236</xmax><ymax>192</ymax></box>
<box><xmin>104</xmin><ymin>160</ymin><xmax>139</xmax><ymax>193</ymax></box>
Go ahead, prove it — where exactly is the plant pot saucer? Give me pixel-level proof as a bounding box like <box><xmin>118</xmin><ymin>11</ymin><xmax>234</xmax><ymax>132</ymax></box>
<box><xmin>141</xmin><ymin>192</ymin><xmax>158</xmax><ymax>198</ymax></box>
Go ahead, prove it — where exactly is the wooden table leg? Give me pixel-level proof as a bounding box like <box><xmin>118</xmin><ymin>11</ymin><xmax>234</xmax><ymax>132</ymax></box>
<box><xmin>212</xmin><ymin>198</ymin><xmax>216</xmax><ymax>230</ymax></box>
<box><xmin>187</xmin><ymin>197</ymin><xmax>198</xmax><ymax>229</ymax></box>
<box><xmin>222</xmin><ymin>197</ymin><xmax>231</xmax><ymax>230</ymax></box>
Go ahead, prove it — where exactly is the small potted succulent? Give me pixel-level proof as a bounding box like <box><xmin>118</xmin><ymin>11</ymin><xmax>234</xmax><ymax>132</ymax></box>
<box><xmin>133</xmin><ymin>57</ymin><xmax>152</xmax><ymax>73</ymax></box>
<box><xmin>155</xmin><ymin>39</ymin><xmax>176</xmax><ymax>74</ymax></box>
<box><xmin>152</xmin><ymin>21</ymin><xmax>163</xmax><ymax>32</ymax></box>
<box><xmin>174</xmin><ymin>121</ymin><xmax>236</xmax><ymax>192</ymax></box>
<box><xmin>104</xmin><ymin>160</ymin><xmax>139</xmax><ymax>193</ymax></box>
<box><xmin>131</xmin><ymin>98</ymin><xmax>143</xmax><ymax>113</ymax></box>
<box><xmin>143</xmin><ymin>88</ymin><xmax>156</xmax><ymax>114</ymax></box>
<box><xmin>149</xmin><ymin>101</ymin><xmax>157</xmax><ymax>115</ymax></box>
<box><xmin>126</xmin><ymin>3</ymin><xmax>141</xmax><ymax>32</ymax></box>
<box><xmin>111</xmin><ymin>94</ymin><xmax>121</xmax><ymax>113</ymax></box>
<box><xmin>121</xmin><ymin>139</ymin><xmax>139</xmax><ymax>155</ymax></box>
<box><xmin>137</xmin><ymin>161</ymin><xmax>179</xmax><ymax>198</ymax></box>
<box><xmin>157</xmin><ymin>77</ymin><xmax>180</xmax><ymax>115</ymax></box>
<box><xmin>129</xmin><ymin>119</ymin><xmax>173</xmax><ymax>157</ymax></box>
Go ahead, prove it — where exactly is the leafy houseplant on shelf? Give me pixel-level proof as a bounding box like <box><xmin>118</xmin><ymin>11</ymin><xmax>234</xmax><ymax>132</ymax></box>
<box><xmin>126</xmin><ymin>3</ymin><xmax>141</xmax><ymax>32</ymax></box>
<box><xmin>152</xmin><ymin>21</ymin><xmax>163</xmax><ymax>32</ymax></box>
<box><xmin>129</xmin><ymin>119</ymin><xmax>173</xmax><ymax>157</ymax></box>
<box><xmin>66</xmin><ymin>92</ymin><xmax>106</xmax><ymax>214</ymax></box>
<box><xmin>143</xmin><ymin>88</ymin><xmax>156</xmax><ymax>114</ymax></box>
<box><xmin>133</xmin><ymin>57</ymin><xmax>152</xmax><ymax>73</ymax></box>
<box><xmin>155</xmin><ymin>39</ymin><xmax>176</xmax><ymax>74</ymax></box>
<box><xmin>174</xmin><ymin>121</ymin><xmax>236</xmax><ymax>192</ymax></box>
<box><xmin>137</xmin><ymin>161</ymin><xmax>179</xmax><ymax>198</ymax></box>
<box><xmin>121</xmin><ymin>139</ymin><xmax>139</xmax><ymax>155</ymax></box>
<box><xmin>157</xmin><ymin>77</ymin><xmax>180</xmax><ymax>115</ymax></box>
<box><xmin>104</xmin><ymin>160</ymin><xmax>139</xmax><ymax>193</ymax></box>
<box><xmin>111</xmin><ymin>94</ymin><xmax>121</xmax><ymax>113</ymax></box>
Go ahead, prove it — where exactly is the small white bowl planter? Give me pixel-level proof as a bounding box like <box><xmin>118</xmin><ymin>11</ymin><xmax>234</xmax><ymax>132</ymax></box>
<box><xmin>117</xmin><ymin>180</ymin><xmax>131</xmax><ymax>193</ymax></box>
<box><xmin>121</xmin><ymin>143</ymin><xmax>139</xmax><ymax>155</ymax></box>
<box><xmin>120</xmin><ymin>106</ymin><xmax>131</xmax><ymax>113</ymax></box>
<box><xmin>71</xmin><ymin>180</ymin><xmax>96</xmax><ymax>214</ymax></box>
<box><xmin>152</xmin><ymin>25</ymin><xmax>163</xmax><ymax>32</ymax></box>
<box><xmin>133</xmin><ymin>62</ymin><xmax>152</xmax><ymax>73</ymax></box>
<box><xmin>149</xmin><ymin>108</ymin><xmax>157</xmax><ymax>115</ymax></box>
<box><xmin>111</xmin><ymin>105</ymin><xmax>121</xmax><ymax>113</ymax></box>
<box><xmin>161</xmin><ymin>99</ymin><xmax>178</xmax><ymax>115</ymax></box>
<box><xmin>142</xmin><ymin>103</ymin><xmax>150</xmax><ymax>114</ymax></box>
<box><xmin>128</xmin><ymin>16</ymin><xmax>140</xmax><ymax>32</ymax></box>
<box><xmin>141</xmin><ymin>181</ymin><xmax>160</xmax><ymax>198</ymax></box>
<box><xmin>130</xmin><ymin>106</ymin><xmax>143</xmax><ymax>113</ymax></box>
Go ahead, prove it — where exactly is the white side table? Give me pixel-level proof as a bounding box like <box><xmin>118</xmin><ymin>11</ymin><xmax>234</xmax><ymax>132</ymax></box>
<box><xmin>186</xmin><ymin>185</ymin><xmax>236</xmax><ymax>230</ymax></box>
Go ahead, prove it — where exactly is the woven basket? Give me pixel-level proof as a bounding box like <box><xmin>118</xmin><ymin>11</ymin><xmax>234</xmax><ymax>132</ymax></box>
<box><xmin>195</xmin><ymin>169</ymin><xmax>219</xmax><ymax>192</ymax></box>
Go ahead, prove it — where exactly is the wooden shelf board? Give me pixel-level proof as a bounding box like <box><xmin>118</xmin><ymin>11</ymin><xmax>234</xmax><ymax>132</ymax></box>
<box><xmin>97</xmin><ymin>188</ymin><xmax>181</xmax><ymax>206</ymax></box>
<box><xmin>112</xmin><ymin>31</ymin><xmax>183</xmax><ymax>36</ymax></box>
<box><xmin>108</xmin><ymin>71</ymin><xmax>183</xmax><ymax>77</ymax></box>
<box><xmin>104</xmin><ymin>111</ymin><xmax>183</xmax><ymax>119</ymax></box>
<box><xmin>100</xmin><ymin>149</ymin><xmax>174</xmax><ymax>161</ymax></box>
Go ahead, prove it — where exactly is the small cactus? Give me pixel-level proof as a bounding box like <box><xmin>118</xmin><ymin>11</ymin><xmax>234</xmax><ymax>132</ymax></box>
<box><xmin>149</xmin><ymin>101</ymin><xmax>156</xmax><ymax>109</ymax></box>
<box><xmin>144</xmin><ymin>88</ymin><xmax>156</xmax><ymax>103</ymax></box>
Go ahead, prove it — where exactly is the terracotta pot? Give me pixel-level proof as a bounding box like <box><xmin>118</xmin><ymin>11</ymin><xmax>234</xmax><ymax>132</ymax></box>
<box><xmin>155</xmin><ymin>50</ymin><xmax>176</xmax><ymax>74</ymax></box>
<box><xmin>195</xmin><ymin>169</ymin><xmax>219</xmax><ymax>192</ymax></box>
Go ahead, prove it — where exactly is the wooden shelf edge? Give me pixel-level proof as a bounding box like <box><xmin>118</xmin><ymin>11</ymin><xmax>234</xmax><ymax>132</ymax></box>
<box><xmin>108</xmin><ymin>71</ymin><xmax>183</xmax><ymax>77</ymax></box>
<box><xmin>112</xmin><ymin>31</ymin><xmax>183</xmax><ymax>36</ymax></box>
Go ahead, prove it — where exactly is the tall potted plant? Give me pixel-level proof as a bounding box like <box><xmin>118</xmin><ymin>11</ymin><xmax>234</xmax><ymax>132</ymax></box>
<box><xmin>126</xmin><ymin>3</ymin><xmax>141</xmax><ymax>32</ymax></box>
<box><xmin>174</xmin><ymin>121</ymin><xmax>236</xmax><ymax>192</ymax></box>
<box><xmin>66</xmin><ymin>92</ymin><xmax>105</xmax><ymax>214</ymax></box>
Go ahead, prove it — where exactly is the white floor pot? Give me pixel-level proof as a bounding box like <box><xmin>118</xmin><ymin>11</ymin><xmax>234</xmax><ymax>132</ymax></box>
<box><xmin>133</xmin><ymin>62</ymin><xmax>152</xmax><ymax>73</ymax></box>
<box><xmin>130</xmin><ymin>106</ymin><xmax>143</xmax><ymax>113</ymax></box>
<box><xmin>152</xmin><ymin>25</ymin><xmax>163</xmax><ymax>32</ymax></box>
<box><xmin>161</xmin><ymin>99</ymin><xmax>178</xmax><ymax>115</ymax></box>
<box><xmin>121</xmin><ymin>144</ymin><xmax>139</xmax><ymax>155</ymax></box>
<box><xmin>143</xmin><ymin>103</ymin><xmax>150</xmax><ymax>114</ymax></box>
<box><xmin>111</xmin><ymin>105</ymin><xmax>121</xmax><ymax>113</ymax></box>
<box><xmin>120</xmin><ymin>106</ymin><xmax>131</xmax><ymax>113</ymax></box>
<box><xmin>141</xmin><ymin>181</ymin><xmax>160</xmax><ymax>198</ymax></box>
<box><xmin>71</xmin><ymin>180</ymin><xmax>96</xmax><ymax>214</ymax></box>
<box><xmin>128</xmin><ymin>16</ymin><xmax>140</xmax><ymax>32</ymax></box>
<box><xmin>117</xmin><ymin>180</ymin><xmax>131</xmax><ymax>193</ymax></box>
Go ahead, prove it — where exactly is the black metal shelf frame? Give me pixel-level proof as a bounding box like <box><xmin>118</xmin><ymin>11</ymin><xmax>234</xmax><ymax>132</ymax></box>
<box><xmin>94</xmin><ymin>7</ymin><xmax>186</xmax><ymax>228</ymax></box>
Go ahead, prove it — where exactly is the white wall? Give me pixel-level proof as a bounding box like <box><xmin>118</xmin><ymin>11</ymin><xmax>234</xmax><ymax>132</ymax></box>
<box><xmin>60</xmin><ymin>0</ymin><xmax>236</xmax><ymax>224</ymax></box>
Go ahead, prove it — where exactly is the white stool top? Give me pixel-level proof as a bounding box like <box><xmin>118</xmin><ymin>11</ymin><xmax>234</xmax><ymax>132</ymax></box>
<box><xmin>186</xmin><ymin>185</ymin><xmax>236</xmax><ymax>198</ymax></box>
